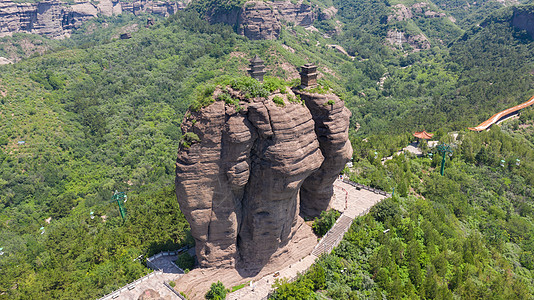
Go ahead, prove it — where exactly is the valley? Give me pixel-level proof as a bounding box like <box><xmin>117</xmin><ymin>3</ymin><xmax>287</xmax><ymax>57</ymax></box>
<box><xmin>0</xmin><ymin>0</ymin><xmax>533</xmax><ymax>299</ymax></box>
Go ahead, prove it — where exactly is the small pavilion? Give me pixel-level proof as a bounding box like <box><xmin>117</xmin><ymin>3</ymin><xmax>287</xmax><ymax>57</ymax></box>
<box><xmin>413</xmin><ymin>131</ymin><xmax>434</xmax><ymax>140</ymax></box>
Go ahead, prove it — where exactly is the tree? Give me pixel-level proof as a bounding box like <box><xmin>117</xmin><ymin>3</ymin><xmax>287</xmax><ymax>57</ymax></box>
<box><xmin>312</xmin><ymin>210</ymin><xmax>340</xmax><ymax>236</ymax></box>
<box><xmin>175</xmin><ymin>253</ymin><xmax>195</xmax><ymax>271</ymax></box>
<box><xmin>205</xmin><ymin>281</ymin><xmax>227</xmax><ymax>300</ymax></box>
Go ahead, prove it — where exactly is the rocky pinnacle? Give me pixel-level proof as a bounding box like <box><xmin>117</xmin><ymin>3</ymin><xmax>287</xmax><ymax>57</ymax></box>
<box><xmin>175</xmin><ymin>85</ymin><xmax>352</xmax><ymax>272</ymax></box>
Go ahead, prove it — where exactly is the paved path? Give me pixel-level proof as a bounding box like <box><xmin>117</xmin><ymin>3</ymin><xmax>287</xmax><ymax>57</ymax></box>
<box><xmin>99</xmin><ymin>254</ymin><xmax>184</xmax><ymax>300</ymax></box>
<box><xmin>227</xmin><ymin>179</ymin><xmax>388</xmax><ymax>300</ymax></box>
<box><xmin>469</xmin><ymin>94</ymin><xmax>534</xmax><ymax>131</ymax></box>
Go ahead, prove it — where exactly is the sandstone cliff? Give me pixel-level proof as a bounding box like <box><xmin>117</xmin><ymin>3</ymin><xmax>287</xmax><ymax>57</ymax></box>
<box><xmin>208</xmin><ymin>1</ymin><xmax>332</xmax><ymax>40</ymax></box>
<box><xmin>175</xmin><ymin>81</ymin><xmax>352</xmax><ymax>271</ymax></box>
<box><xmin>0</xmin><ymin>0</ymin><xmax>187</xmax><ymax>39</ymax></box>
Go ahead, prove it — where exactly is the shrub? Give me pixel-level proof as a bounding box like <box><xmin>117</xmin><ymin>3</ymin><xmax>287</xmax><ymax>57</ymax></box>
<box><xmin>0</xmin><ymin>135</ymin><xmax>8</xmax><ymax>146</ymax></box>
<box><xmin>263</xmin><ymin>76</ymin><xmax>288</xmax><ymax>93</ymax></box>
<box><xmin>181</xmin><ymin>132</ymin><xmax>201</xmax><ymax>148</ymax></box>
<box><xmin>230</xmin><ymin>77</ymin><xmax>269</xmax><ymax>99</ymax></box>
<box><xmin>287</xmin><ymin>94</ymin><xmax>303</xmax><ymax>105</ymax></box>
<box><xmin>272</xmin><ymin>95</ymin><xmax>285</xmax><ymax>107</ymax></box>
<box><xmin>218</xmin><ymin>91</ymin><xmax>241</xmax><ymax>111</ymax></box>
<box><xmin>370</xmin><ymin>198</ymin><xmax>399</xmax><ymax>223</ymax></box>
<box><xmin>191</xmin><ymin>84</ymin><xmax>216</xmax><ymax>111</ymax></box>
<box><xmin>312</xmin><ymin>210</ymin><xmax>341</xmax><ymax>237</ymax></box>
<box><xmin>205</xmin><ymin>281</ymin><xmax>227</xmax><ymax>300</ymax></box>
<box><xmin>175</xmin><ymin>252</ymin><xmax>195</xmax><ymax>271</ymax></box>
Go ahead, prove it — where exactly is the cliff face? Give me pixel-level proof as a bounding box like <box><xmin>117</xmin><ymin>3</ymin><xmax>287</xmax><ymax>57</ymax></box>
<box><xmin>0</xmin><ymin>0</ymin><xmax>186</xmax><ymax>39</ymax></box>
<box><xmin>175</xmin><ymin>84</ymin><xmax>352</xmax><ymax>271</ymax></box>
<box><xmin>512</xmin><ymin>7</ymin><xmax>534</xmax><ymax>39</ymax></box>
<box><xmin>209</xmin><ymin>1</ymin><xmax>324</xmax><ymax>40</ymax></box>
<box><xmin>296</xmin><ymin>90</ymin><xmax>353</xmax><ymax>217</ymax></box>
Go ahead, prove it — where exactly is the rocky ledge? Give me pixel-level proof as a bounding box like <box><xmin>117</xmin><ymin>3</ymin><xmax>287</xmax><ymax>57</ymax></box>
<box><xmin>0</xmin><ymin>0</ymin><xmax>187</xmax><ymax>39</ymax></box>
<box><xmin>175</xmin><ymin>77</ymin><xmax>352</xmax><ymax>272</ymax></box>
<box><xmin>208</xmin><ymin>1</ymin><xmax>336</xmax><ymax>40</ymax></box>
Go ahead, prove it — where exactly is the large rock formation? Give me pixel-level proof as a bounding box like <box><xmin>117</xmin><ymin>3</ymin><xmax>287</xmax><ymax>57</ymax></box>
<box><xmin>0</xmin><ymin>0</ymin><xmax>187</xmax><ymax>39</ymax></box>
<box><xmin>175</xmin><ymin>78</ymin><xmax>352</xmax><ymax>272</ymax></box>
<box><xmin>208</xmin><ymin>1</ymin><xmax>331</xmax><ymax>40</ymax></box>
<box><xmin>512</xmin><ymin>6</ymin><xmax>534</xmax><ymax>40</ymax></box>
<box><xmin>297</xmin><ymin>90</ymin><xmax>353</xmax><ymax>217</ymax></box>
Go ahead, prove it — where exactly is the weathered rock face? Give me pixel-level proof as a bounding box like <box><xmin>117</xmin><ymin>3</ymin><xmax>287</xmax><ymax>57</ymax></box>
<box><xmin>512</xmin><ymin>7</ymin><xmax>534</xmax><ymax>40</ymax></box>
<box><xmin>209</xmin><ymin>1</ymin><xmax>331</xmax><ymax>40</ymax></box>
<box><xmin>296</xmin><ymin>90</ymin><xmax>353</xmax><ymax>217</ymax></box>
<box><xmin>175</xmin><ymin>85</ymin><xmax>352</xmax><ymax>271</ymax></box>
<box><xmin>385</xmin><ymin>29</ymin><xmax>431</xmax><ymax>52</ymax></box>
<box><xmin>0</xmin><ymin>0</ymin><xmax>187</xmax><ymax>39</ymax></box>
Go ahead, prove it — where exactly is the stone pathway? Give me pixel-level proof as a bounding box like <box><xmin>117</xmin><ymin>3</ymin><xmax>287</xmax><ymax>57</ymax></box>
<box><xmin>98</xmin><ymin>253</ymin><xmax>184</xmax><ymax>300</ymax></box>
<box><xmin>226</xmin><ymin>179</ymin><xmax>388</xmax><ymax>300</ymax></box>
<box><xmin>99</xmin><ymin>179</ymin><xmax>388</xmax><ymax>300</ymax></box>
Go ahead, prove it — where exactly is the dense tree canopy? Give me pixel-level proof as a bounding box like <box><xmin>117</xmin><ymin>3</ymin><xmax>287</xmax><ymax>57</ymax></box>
<box><xmin>0</xmin><ymin>1</ymin><xmax>533</xmax><ymax>298</ymax></box>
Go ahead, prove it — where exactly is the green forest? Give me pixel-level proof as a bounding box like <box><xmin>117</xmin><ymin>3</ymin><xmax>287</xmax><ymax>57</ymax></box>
<box><xmin>1</xmin><ymin>0</ymin><xmax>534</xmax><ymax>298</ymax></box>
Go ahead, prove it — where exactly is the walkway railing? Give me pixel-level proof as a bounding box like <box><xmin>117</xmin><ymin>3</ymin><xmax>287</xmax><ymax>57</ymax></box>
<box><xmin>98</xmin><ymin>248</ymin><xmax>189</xmax><ymax>300</ymax></box>
<box><xmin>146</xmin><ymin>248</ymin><xmax>187</xmax><ymax>270</ymax></box>
<box><xmin>97</xmin><ymin>270</ymin><xmax>163</xmax><ymax>300</ymax></box>
<box><xmin>341</xmin><ymin>178</ymin><xmax>391</xmax><ymax>197</ymax></box>
<box><xmin>163</xmin><ymin>281</ymin><xmax>187</xmax><ymax>300</ymax></box>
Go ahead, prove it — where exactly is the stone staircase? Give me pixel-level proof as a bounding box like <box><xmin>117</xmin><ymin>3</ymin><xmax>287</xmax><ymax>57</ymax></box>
<box><xmin>311</xmin><ymin>214</ymin><xmax>353</xmax><ymax>256</ymax></box>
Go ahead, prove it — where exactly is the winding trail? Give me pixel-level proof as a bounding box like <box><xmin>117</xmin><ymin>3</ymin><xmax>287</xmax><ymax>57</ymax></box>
<box><xmin>469</xmin><ymin>95</ymin><xmax>534</xmax><ymax>131</ymax></box>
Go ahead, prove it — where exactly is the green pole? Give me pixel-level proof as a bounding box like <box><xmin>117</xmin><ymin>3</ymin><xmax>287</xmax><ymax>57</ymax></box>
<box><xmin>112</xmin><ymin>191</ymin><xmax>127</xmax><ymax>221</ymax></box>
<box><xmin>440</xmin><ymin>151</ymin><xmax>446</xmax><ymax>176</ymax></box>
<box><xmin>116</xmin><ymin>197</ymin><xmax>126</xmax><ymax>221</ymax></box>
<box><xmin>437</xmin><ymin>143</ymin><xmax>453</xmax><ymax>176</ymax></box>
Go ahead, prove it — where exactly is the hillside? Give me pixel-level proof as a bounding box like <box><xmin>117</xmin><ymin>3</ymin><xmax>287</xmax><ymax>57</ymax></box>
<box><xmin>0</xmin><ymin>0</ymin><xmax>533</xmax><ymax>299</ymax></box>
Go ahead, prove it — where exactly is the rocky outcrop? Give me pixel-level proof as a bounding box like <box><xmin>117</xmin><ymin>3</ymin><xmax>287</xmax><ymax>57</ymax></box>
<box><xmin>0</xmin><ymin>0</ymin><xmax>187</xmax><ymax>39</ymax></box>
<box><xmin>386</xmin><ymin>29</ymin><xmax>431</xmax><ymax>52</ymax></box>
<box><xmin>175</xmin><ymin>83</ymin><xmax>352</xmax><ymax>271</ymax></box>
<box><xmin>209</xmin><ymin>1</ymin><xmax>333</xmax><ymax>40</ymax></box>
<box><xmin>296</xmin><ymin>90</ymin><xmax>353</xmax><ymax>217</ymax></box>
<box><xmin>387</xmin><ymin>2</ymin><xmax>446</xmax><ymax>23</ymax></box>
<box><xmin>512</xmin><ymin>6</ymin><xmax>534</xmax><ymax>39</ymax></box>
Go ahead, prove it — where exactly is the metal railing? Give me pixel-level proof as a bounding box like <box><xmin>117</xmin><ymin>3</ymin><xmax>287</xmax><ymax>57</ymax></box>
<box><xmin>163</xmin><ymin>281</ymin><xmax>187</xmax><ymax>300</ymax></box>
<box><xmin>341</xmin><ymin>178</ymin><xmax>391</xmax><ymax>197</ymax></box>
<box><xmin>97</xmin><ymin>270</ymin><xmax>163</xmax><ymax>300</ymax></box>
<box><xmin>98</xmin><ymin>248</ymin><xmax>189</xmax><ymax>300</ymax></box>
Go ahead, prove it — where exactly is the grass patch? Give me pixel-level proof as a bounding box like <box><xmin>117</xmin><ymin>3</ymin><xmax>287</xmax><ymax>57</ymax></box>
<box><xmin>230</xmin><ymin>281</ymin><xmax>250</xmax><ymax>292</ymax></box>
<box><xmin>272</xmin><ymin>95</ymin><xmax>286</xmax><ymax>107</ymax></box>
<box><xmin>181</xmin><ymin>132</ymin><xmax>200</xmax><ymax>148</ymax></box>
